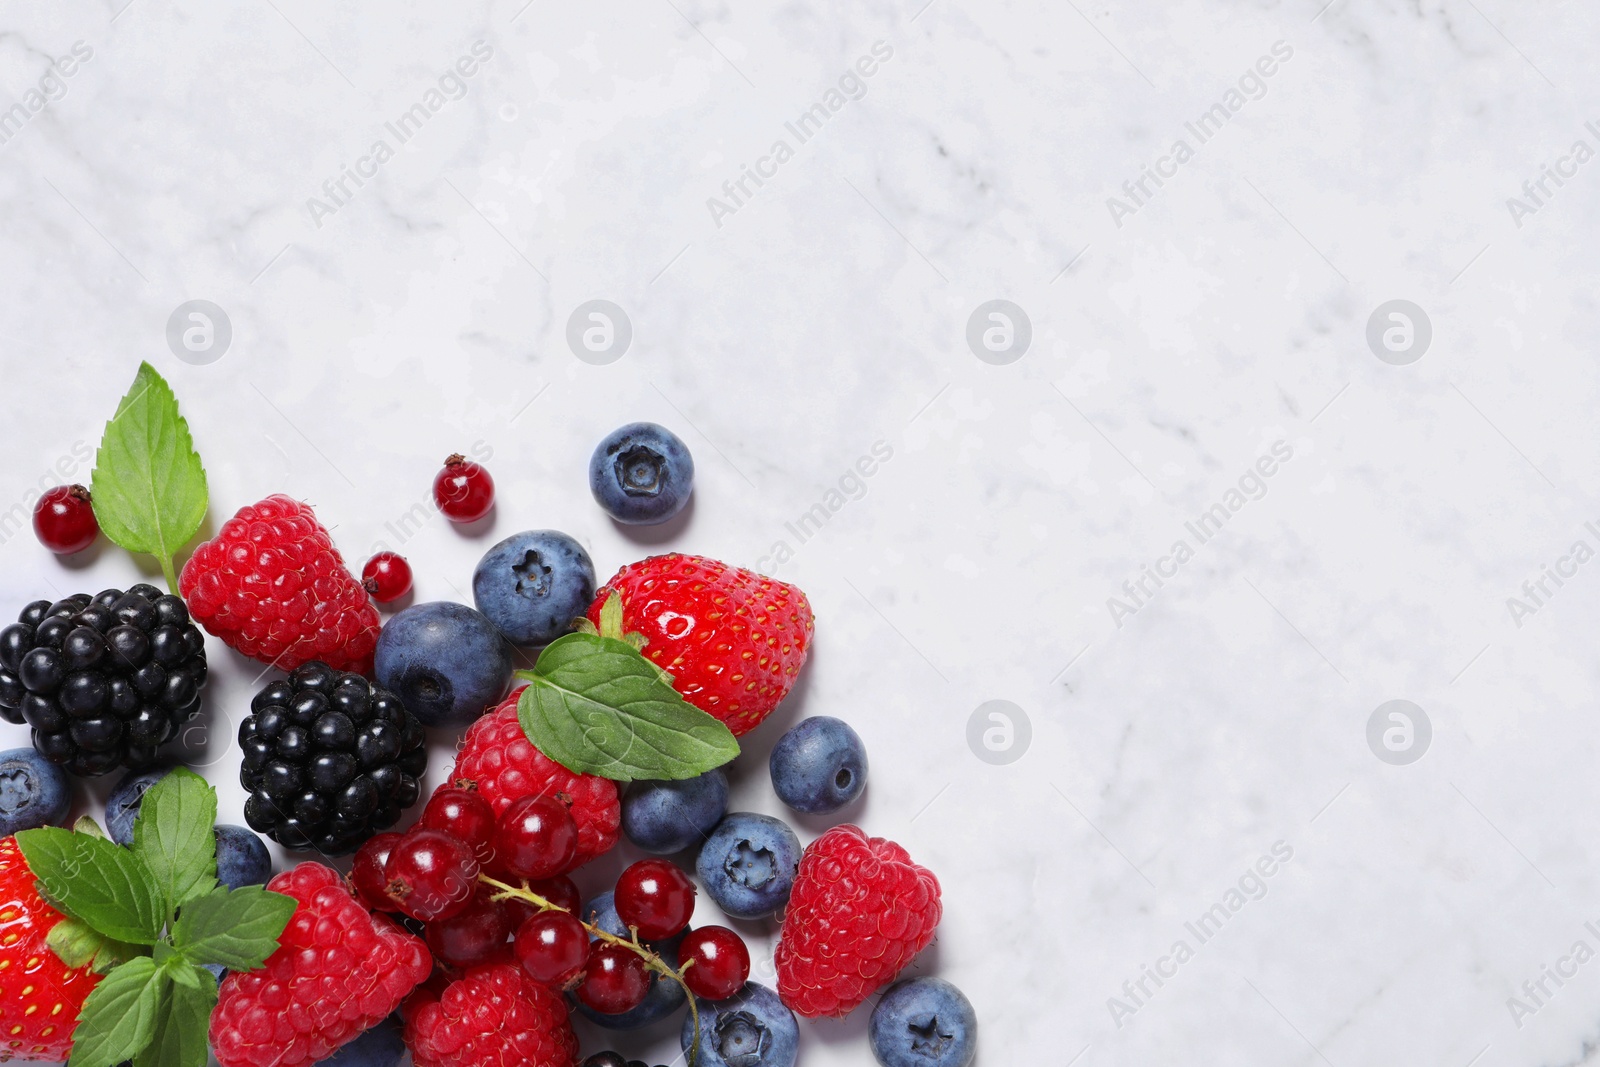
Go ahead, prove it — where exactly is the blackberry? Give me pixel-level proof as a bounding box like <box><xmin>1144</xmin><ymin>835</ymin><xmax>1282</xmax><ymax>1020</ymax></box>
<box><xmin>0</xmin><ymin>586</ymin><xmax>208</xmax><ymax>777</ymax></box>
<box><xmin>239</xmin><ymin>661</ymin><xmax>427</xmax><ymax>856</ymax></box>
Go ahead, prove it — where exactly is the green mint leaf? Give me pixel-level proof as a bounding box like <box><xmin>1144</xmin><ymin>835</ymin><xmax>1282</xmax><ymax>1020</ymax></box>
<box><xmin>131</xmin><ymin>767</ymin><xmax>217</xmax><ymax>916</ymax></box>
<box><xmin>72</xmin><ymin>817</ymin><xmax>109</xmax><ymax>840</ymax></box>
<box><xmin>517</xmin><ymin>632</ymin><xmax>740</xmax><ymax>782</ymax></box>
<box><xmin>15</xmin><ymin>828</ymin><xmax>165</xmax><ymax>944</ymax></box>
<box><xmin>171</xmin><ymin>885</ymin><xmax>296</xmax><ymax>971</ymax></box>
<box><xmin>66</xmin><ymin>956</ymin><xmax>165</xmax><ymax>1067</ymax></box>
<box><xmin>90</xmin><ymin>361</ymin><xmax>208</xmax><ymax>591</ymax></box>
<box><xmin>133</xmin><ymin>961</ymin><xmax>215</xmax><ymax>1067</ymax></box>
<box><xmin>46</xmin><ymin>918</ymin><xmax>145</xmax><ymax>974</ymax></box>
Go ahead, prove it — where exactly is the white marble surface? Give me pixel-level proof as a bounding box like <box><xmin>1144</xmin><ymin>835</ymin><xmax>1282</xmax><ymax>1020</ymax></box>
<box><xmin>3</xmin><ymin>0</ymin><xmax>1600</xmax><ymax>1064</ymax></box>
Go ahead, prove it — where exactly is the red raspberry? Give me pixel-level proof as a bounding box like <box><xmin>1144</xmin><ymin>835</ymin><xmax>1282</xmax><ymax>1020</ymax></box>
<box><xmin>180</xmin><ymin>495</ymin><xmax>380</xmax><ymax>673</ymax></box>
<box><xmin>586</xmin><ymin>554</ymin><xmax>813</xmax><ymax>737</ymax></box>
<box><xmin>774</xmin><ymin>824</ymin><xmax>941</xmax><ymax>1018</ymax></box>
<box><xmin>0</xmin><ymin>836</ymin><xmax>100</xmax><ymax>1062</ymax></box>
<box><xmin>210</xmin><ymin>863</ymin><xmax>431</xmax><ymax>1067</ymax></box>
<box><xmin>450</xmin><ymin>688</ymin><xmax>619</xmax><ymax>870</ymax></box>
<box><xmin>403</xmin><ymin>963</ymin><xmax>577</xmax><ymax>1067</ymax></box>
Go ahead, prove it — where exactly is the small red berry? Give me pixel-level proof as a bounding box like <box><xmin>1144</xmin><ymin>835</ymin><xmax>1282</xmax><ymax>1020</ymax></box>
<box><xmin>33</xmin><ymin>484</ymin><xmax>98</xmax><ymax>554</ymax></box>
<box><xmin>426</xmin><ymin>892</ymin><xmax>512</xmax><ymax>969</ymax></box>
<box><xmin>679</xmin><ymin>926</ymin><xmax>750</xmax><ymax>1000</ymax></box>
<box><xmin>575</xmin><ymin>943</ymin><xmax>650</xmax><ymax>1014</ymax></box>
<box><xmin>421</xmin><ymin>787</ymin><xmax>497</xmax><ymax>867</ymax></box>
<box><xmin>494</xmin><ymin>795</ymin><xmax>578</xmax><ymax>880</ymax></box>
<box><xmin>350</xmin><ymin>831</ymin><xmax>404</xmax><ymax>911</ymax></box>
<box><xmin>614</xmin><ymin>858</ymin><xmax>696</xmax><ymax>940</ymax></box>
<box><xmin>362</xmin><ymin>552</ymin><xmax>413</xmax><ymax>603</ymax></box>
<box><xmin>503</xmin><ymin>876</ymin><xmax>581</xmax><ymax>930</ymax></box>
<box><xmin>513</xmin><ymin>911</ymin><xmax>589</xmax><ymax>986</ymax></box>
<box><xmin>383</xmin><ymin>828</ymin><xmax>481</xmax><ymax>922</ymax></box>
<box><xmin>434</xmin><ymin>454</ymin><xmax>495</xmax><ymax>523</ymax></box>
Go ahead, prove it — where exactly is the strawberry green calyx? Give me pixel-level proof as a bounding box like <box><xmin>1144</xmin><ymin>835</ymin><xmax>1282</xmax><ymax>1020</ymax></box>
<box><xmin>572</xmin><ymin>591</ymin><xmax>648</xmax><ymax>651</ymax></box>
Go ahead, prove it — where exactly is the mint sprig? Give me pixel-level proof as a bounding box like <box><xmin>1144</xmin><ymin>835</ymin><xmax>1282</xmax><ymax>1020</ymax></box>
<box><xmin>517</xmin><ymin>595</ymin><xmax>740</xmax><ymax>782</ymax></box>
<box><xmin>132</xmin><ymin>765</ymin><xmax>218</xmax><ymax>915</ymax></box>
<box><xmin>17</xmin><ymin>769</ymin><xmax>294</xmax><ymax>1067</ymax></box>
<box><xmin>171</xmin><ymin>886</ymin><xmax>297</xmax><ymax>971</ymax></box>
<box><xmin>90</xmin><ymin>361</ymin><xmax>209</xmax><ymax>591</ymax></box>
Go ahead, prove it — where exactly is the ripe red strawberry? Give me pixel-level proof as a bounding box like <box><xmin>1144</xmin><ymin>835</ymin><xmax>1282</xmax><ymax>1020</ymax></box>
<box><xmin>211</xmin><ymin>863</ymin><xmax>431</xmax><ymax>1067</ymax></box>
<box><xmin>403</xmin><ymin>963</ymin><xmax>577</xmax><ymax>1067</ymax></box>
<box><xmin>0</xmin><ymin>837</ymin><xmax>100</xmax><ymax>1062</ymax></box>
<box><xmin>450</xmin><ymin>689</ymin><xmax>619</xmax><ymax>870</ymax></box>
<box><xmin>180</xmin><ymin>495</ymin><xmax>380</xmax><ymax>673</ymax></box>
<box><xmin>774</xmin><ymin>824</ymin><xmax>941</xmax><ymax>1018</ymax></box>
<box><xmin>586</xmin><ymin>554</ymin><xmax>813</xmax><ymax>737</ymax></box>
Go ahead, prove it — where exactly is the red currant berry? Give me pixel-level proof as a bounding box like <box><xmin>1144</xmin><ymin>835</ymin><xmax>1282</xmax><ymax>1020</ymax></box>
<box><xmin>33</xmin><ymin>485</ymin><xmax>98</xmax><ymax>555</ymax></box>
<box><xmin>350</xmin><ymin>831</ymin><xmax>404</xmax><ymax>912</ymax></box>
<box><xmin>420</xmin><ymin>787</ymin><xmax>497</xmax><ymax>867</ymax></box>
<box><xmin>362</xmin><ymin>551</ymin><xmax>413</xmax><ymax>603</ymax></box>
<box><xmin>614</xmin><ymin>858</ymin><xmax>696</xmax><ymax>940</ymax></box>
<box><xmin>495</xmin><ymin>795</ymin><xmax>578</xmax><ymax>880</ymax></box>
<box><xmin>434</xmin><ymin>454</ymin><xmax>495</xmax><ymax>523</ymax></box>
<box><xmin>575</xmin><ymin>943</ymin><xmax>650</xmax><ymax>1014</ymax></box>
<box><xmin>504</xmin><ymin>875</ymin><xmax>582</xmax><ymax>930</ymax></box>
<box><xmin>513</xmin><ymin>910</ymin><xmax>589</xmax><ymax>986</ymax></box>
<box><xmin>679</xmin><ymin>926</ymin><xmax>750</xmax><ymax>1000</ymax></box>
<box><xmin>383</xmin><ymin>828</ymin><xmax>481</xmax><ymax>922</ymax></box>
<box><xmin>425</xmin><ymin>891</ymin><xmax>512</xmax><ymax>969</ymax></box>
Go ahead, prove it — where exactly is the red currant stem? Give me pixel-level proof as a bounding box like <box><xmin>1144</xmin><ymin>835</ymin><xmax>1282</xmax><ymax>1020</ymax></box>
<box><xmin>478</xmin><ymin>874</ymin><xmax>703</xmax><ymax>1064</ymax></box>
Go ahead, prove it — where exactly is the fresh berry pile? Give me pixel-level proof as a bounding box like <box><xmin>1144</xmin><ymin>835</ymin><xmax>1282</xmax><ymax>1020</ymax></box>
<box><xmin>0</xmin><ymin>365</ymin><xmax>974</xmax><ymax>1067</ymax></box>
<box><xmin>238</xmin><ymin>662</ymin><xmax>427</xmax><ymax>855</ymax></box>
<box><xmin>0</xmin><ymin>586</ymin><xmax>208</xmax><ymax>776</ymax></box>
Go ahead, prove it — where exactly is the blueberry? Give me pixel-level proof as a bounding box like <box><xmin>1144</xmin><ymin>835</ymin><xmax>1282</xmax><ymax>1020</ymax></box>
<box><xmin>695</xmin><ymin>813</ymin><xmax>801</xmax><ymax>920</ymax></box>
<box><xmin>106</xmin><ymin>765</ymin><xmax>172</xmax><ymax>845</ymax></box>
<box><xmin>0</xmin><ymin>747</ymin><xmax>71</xmax><ymax>834</ymax></box>
<box><xmin>769</xmin><ymin>716</ymin><xmax>868</xmax><ymax>815</ymax></box>
<box><xmin>623</xmin><ymin>769</ymin><xmax>729</xmax><ymax>854</ymax></box>
<box><xmin>215</xmin><ymin>824</ymin><xmax>273</xmax><ymax>889</ymax></box>
<box><xmin>471</xmin><ymin>531</ymin><xmax>596</xmax><ymax>647</ymax></box>
<box><xmin>589</xmin><ymin>422</ymin><xmax>695</xmax><ymax>526</ymax></box>
<box><xmin>681</xmin><ymin>983</ymin><xmax>798</xmax><ymax>1067</ymax></box>
<box><xmin>310</xmin><ymin>1019</ymin><xmax>406</xmax><ymax>1067</ymax></box>
<box><xmin>374</xmin><ymin>602</ymin><xmax>512</xmax><ymax>727</ymax></box>
<box><xmin>869</xmin><ymin>978</ymin><xmax>977</xmax><ymax>1067</ymax></box>
<box><xmin>572</xmin><ymin>890</ymin><xmax>687</xmax><ymax>1029</ymax></box>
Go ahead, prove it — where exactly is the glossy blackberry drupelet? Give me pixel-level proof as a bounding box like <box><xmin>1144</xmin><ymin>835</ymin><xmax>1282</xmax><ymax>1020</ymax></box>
<box><xmin>0</xmin><ymin>586</ymin><xmax>209</xmax><ymax>777</ymax></box>
<box><xmin>238</xmin><ymin>661</ymin><xmax>427</xmax><ymax>856</ymax></box>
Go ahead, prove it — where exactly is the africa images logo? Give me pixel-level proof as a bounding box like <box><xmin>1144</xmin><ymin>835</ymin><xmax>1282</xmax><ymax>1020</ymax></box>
<box><xmin>705</xmin><ymin>41</ymin><xmax>894</xmax><ymax>228</ymax></box>
<box><xmin>305</xmin><ymin>42</ymin><xmax>494</xmax><ymax>228</ymax></box>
